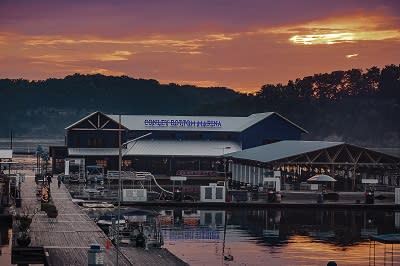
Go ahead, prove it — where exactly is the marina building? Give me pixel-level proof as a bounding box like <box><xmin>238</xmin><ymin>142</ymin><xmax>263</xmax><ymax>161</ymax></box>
<box><xmin>50</xmin><ymin>111</ymin><xmax>306</xmax><ymax>177</ymax></box>
<box><xmin>50</xmin><ymin>111</ymin><xmax>399</xmax><ymax>191</ymax></box>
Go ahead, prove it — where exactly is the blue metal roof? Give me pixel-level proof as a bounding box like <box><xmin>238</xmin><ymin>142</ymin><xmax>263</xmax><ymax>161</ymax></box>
<box><xmin>226</xmin><ymin>140</ymin><xmax>343</xmax><ymax>163</ymax></box>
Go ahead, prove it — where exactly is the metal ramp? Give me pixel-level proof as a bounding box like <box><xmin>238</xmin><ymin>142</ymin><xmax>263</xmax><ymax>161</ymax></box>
<box><xmin>106</xmin><ymin>171</ymin><xmax>152</xmax><ymax>189</ymax></box>
<box><xmin>105</xmin><ymin>171</ymin><xmax>173</xmax><ymax>198</ymax></box>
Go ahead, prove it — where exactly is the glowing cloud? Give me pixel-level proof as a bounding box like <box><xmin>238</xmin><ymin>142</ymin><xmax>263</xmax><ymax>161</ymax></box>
<box><xmin>97</xmin><ymin>50</ymin><xmax>133</xmax><ymax>61</ymax></box>
<box><xmin>290</xmin><ymin>33</ymin><xmax>354</xmax><ymax>45</ymax></box>
<box><xmin>90</xmin><ymin>68</ymin><xmax>125</xmax><ymax>76</ymax></box>
<box><xmin>284</xmin><ymin>14</ymin><xmax>400</xmax><ymax>45</ymax></box>
<box><xmin>346</xmin><ymin>53</ymin><xmax>359</xmax><ymax>59</ymax></box>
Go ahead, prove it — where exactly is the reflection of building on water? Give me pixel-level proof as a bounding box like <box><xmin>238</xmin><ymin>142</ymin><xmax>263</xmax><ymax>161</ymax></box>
<box><xmin>160</xmin><ymin>210</ymin><xmax>225</xmax><ymax>240</ymax></box>
<box><xmin>162</xmin><ymin>228</ymin><xmax>221</xmax><ymax>241</ymax></box>
<box><xmin>396</xmin><ymin>212</ymin><xmax>400</xmax><ymax>229</ymax></box>
<box><xmin>159</xmin><ymin>209</ymin><xmax>225</xmax><ymax>227</ymax></box>
<box><xmin>228</xmin><ymin>208</ymin><xmax>398</xmax><ymax>247</ymax></box>
<box><xmin>360</xmin><ymin>211</ymin><xmax>378</xmax><ymax>237</ymax></box>
<box><xmin>201</xmin><ymin>210</ymin><xmax>225</xmax><ymax>227</ymax></box>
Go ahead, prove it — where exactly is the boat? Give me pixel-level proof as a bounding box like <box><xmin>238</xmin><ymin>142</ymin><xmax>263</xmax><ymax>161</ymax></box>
<box><xmin>96</xmin><ymin>213</ymin><xmax>127</xmax><ymax>233</ymax></box>
<box><xmin>82</xmin><ymin>202</ymin><xmax>114</xmax><ymax>208</ymax></box>
<box><xmin>65</xmin><ymin>173</ymin><xmax>86</xmax><ymax>183</ymax></box>
<box><xmin>98</xmin><ymin>208</ymin><xmax>164</xmax><ymax>248</ymax></box>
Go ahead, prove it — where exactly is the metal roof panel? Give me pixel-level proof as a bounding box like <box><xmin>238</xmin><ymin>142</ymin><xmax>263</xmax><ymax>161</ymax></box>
<box><xmin>226</xmin><ymin>140</ymin><xmax>343</xmax><ymax>163</ymax></box>
<box><xmin>125</xmin><ymin>140</ymin><xmax>242</xmax><ymax>157</ymax></box>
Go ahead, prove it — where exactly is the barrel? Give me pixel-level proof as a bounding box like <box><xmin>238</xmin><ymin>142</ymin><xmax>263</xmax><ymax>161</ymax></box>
<box><xmin>88</xmin><ymin>244</ymin><xmax>104</xmax><ymax>266</ymax></box>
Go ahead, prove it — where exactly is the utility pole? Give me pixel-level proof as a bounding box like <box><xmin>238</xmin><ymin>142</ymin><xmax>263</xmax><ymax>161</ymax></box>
<box><xmin>116</xmin><ymin>114</ymin><xmax>122</xmax><ymax>265</ymax></box>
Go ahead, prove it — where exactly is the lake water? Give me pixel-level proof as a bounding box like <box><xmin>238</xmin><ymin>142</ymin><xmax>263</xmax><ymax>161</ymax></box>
<box><xmin>159</xmin><ymin>208</ymin><xmax>400</xmax><ymax>265</ymax></box>
<box><xmin>0</xmin><ymin>138</ymin><xmax>63</xmax><ymax>153</ymax></box>
<box><xmin>83</xmin><ymin>207</ymin><xmax>400</xmax><ymax>266</ymax></box>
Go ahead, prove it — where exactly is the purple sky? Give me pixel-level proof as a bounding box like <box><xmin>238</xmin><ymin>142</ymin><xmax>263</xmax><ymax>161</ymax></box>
<box><xmin>1</xmin><ymin>0</ymin><xmax>399</xmax><ymax>91</ymax></box>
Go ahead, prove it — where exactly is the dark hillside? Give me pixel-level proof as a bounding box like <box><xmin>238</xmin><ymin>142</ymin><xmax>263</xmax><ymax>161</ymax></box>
<box><xmin>0</xmin><ymin>64</ymin><xmax>399</xmax><ymax>147</ymax></box>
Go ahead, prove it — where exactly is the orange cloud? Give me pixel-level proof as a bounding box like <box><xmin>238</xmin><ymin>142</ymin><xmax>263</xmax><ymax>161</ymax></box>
<box><xmin>266</xmin><ymin>13</ymin><xmax>400</xmax><ymax>45</ymax></box>
<box><xmin>96</xmin><ymin>50</ymin><xmax>133</xmax><ymax>61</ymax></box>
<box><xmin>346</xmin><ymin>53</ymin><xmax>359</xmax><ymax>59</ymax></box>
<box><xmin>0</xmin><ymin>11</ymin><xmax>399</xmax><ymax>92</ymax></box>
<box><xmin>89</xmin><ymin>68</ymin><xmax>125</xmax><ymax>76</ymax></box>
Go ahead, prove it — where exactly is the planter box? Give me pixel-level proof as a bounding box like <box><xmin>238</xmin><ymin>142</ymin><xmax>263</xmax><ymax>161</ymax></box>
<box><xmin>47</xmin><ymin>210</ymin><xmax>58</xmax><ymax>218</ymax></box>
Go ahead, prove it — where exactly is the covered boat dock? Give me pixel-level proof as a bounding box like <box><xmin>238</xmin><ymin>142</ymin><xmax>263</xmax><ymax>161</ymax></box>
<box><xmin>226</xmin><ymin>141</ymin><xmax>400</xmax><ymax>192</ymax></box>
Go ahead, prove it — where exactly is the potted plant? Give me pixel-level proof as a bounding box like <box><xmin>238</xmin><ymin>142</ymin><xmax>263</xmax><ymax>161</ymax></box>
<box><xmin>46</xmin><ymin>204</ymin><xmax>58</xmax><ymax>218</ymax></box>
<box><xmin>15</xmin><ymin>206</ymin><xmax>38</xmax><ymax>230</ymax></box>
<box><xmin>18</xmin><ymin>215</ymin><xmax>32</xmax><ymax>231</ymax></box>
<box><xmin>41</xmin><ymin>201</ymin><xmax>51</xmax><ymax>212</ymax></box>
<box><xmin>15</xmin><ymin>206</ymin><xmax>38</xmax><ymax>247</ymax></box>
<box><xmin>16</xmin><ymin>230</ymin><xmax>31</xmax><ymax>247</ymax></box>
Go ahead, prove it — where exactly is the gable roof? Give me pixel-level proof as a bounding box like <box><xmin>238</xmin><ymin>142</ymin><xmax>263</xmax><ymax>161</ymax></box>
<box><xmin>107</xmin><ymin>112</ymin><xmax>307</xmax><ymax>133</ymax></box>
<box><xmin>65</xmin><ymin>111</ymin><xmax>128</xmax><ymax>130</ymax></box>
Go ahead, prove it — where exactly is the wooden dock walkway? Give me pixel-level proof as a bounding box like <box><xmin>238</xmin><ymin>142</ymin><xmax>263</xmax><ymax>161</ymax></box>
<box><xmin>13</xmin><ymin>173</ymin><xmax>187</xmax><ymax>265</ymax></box>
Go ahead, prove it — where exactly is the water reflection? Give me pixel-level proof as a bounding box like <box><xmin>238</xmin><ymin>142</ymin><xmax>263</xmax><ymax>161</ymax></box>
<box><xmin>159</xmin><ymin>208</ymin><xmax>400</xmax><ymax>265</ymax></box>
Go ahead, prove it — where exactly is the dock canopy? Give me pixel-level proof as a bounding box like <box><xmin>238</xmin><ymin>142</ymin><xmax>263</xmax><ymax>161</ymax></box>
<box><xmin>307</xmin><ymin>174</ymin><xmax>337</xmax><ymax>183</ymax></box>
<box><xmin>225</xmin><ymin>140</ymin><xmax>399</xmax><ymax>166</ymax></box>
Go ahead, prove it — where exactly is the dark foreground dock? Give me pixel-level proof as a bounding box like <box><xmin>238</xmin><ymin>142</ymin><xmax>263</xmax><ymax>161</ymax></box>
<box><xmin>12</xmin><ymin>174</ymin><xmax>187</xmax><ymax>265</ymax></box>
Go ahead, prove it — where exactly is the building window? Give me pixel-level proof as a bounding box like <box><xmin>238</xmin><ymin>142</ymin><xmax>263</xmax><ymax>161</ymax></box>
<box><xmin>96</xmin><ymin>160</ymin><xmax>108</xmax><ymax>168</ymax></box>
<box><xmin>122</xmin><ymin>160</ymin><xmax>132</xmax><ymax>168</ymax></box>
<box><xmin>88</xmin><ymin>137</ymin><xmax>104</xmax><ymax>147</ymax></box>
<box><xmin>205</xmin><ymin>188</ymin><xmax>212</xmax><ymax>199</ymax></box>
<box><xmin>216</xmin><ymin>187</ymin><xmax>224</xmax><ymax>199</ymax></box>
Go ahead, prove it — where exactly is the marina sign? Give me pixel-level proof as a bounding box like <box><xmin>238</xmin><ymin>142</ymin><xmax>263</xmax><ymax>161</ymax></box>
<box><xmin>144</xmin><ymin>119</ymin><xmax>222</xmax><ymax>128</ymax></box>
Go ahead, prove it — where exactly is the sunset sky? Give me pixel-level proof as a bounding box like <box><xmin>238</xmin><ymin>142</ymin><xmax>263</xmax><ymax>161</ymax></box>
<box><xmin>0</xmin><ymin>0</ymin><xmax>399</xmax><ymax>92</ymax></box>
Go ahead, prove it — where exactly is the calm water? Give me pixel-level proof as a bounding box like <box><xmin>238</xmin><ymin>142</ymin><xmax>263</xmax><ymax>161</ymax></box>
<box><xmin>83</xmin><ymin>207</ymin><xmax>400</xmax><ymax>266</ymax></box>
<box><xmin>0</xmin><ymin>137</ymin><xmax>63</xmax><ymax>153</ymax></box>
<box><xmin>159</xmin><ymin>208</ymin><xmax>400</xmax><ymax>266</ymax></box>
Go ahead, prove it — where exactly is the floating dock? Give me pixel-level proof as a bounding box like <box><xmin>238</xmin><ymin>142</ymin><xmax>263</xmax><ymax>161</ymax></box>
<box><xmin>12</xmin><ymin>174</ymin><xmax>187</xmax><ymax>265</ymax></box>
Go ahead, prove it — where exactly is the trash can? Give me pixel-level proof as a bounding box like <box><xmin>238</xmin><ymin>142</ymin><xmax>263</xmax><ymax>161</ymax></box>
<box><xmin>365</xmin><ymin>190</ymin><xmax>374</xmax><ymax>204</ymax></box>
<box><xmin>88</xmin><ymin>243</ymin><xmax>104</xmax><ymax>266</ymax></box>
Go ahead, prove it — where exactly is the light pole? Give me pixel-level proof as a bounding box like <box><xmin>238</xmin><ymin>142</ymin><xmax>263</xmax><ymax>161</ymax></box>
<box><xmin>116</xmin><ymin>114</ymin><xmax>151</xmax><ymax>265</ymax></box>
<box><xmin>217</xmin><ymin>146</ymin><xmax>231</xmax><ymax>200</ymax></box>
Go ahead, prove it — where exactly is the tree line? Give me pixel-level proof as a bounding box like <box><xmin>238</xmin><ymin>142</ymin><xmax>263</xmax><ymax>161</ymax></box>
<box><xmin>0</xmin><ymin>64</ymin><xmax>399</xmax><ymax>147</ymax></box>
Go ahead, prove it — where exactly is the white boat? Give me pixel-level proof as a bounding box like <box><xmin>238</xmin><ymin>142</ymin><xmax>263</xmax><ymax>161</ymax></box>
<box><xmin>83</xmin><ymin>202</ymin><xmax>114</xmax><ymax>208</ymax></box>
<box><xmin>97</xmin><ymin>218</ymin><xmax>126</xmax><ymax>226</ymax></box>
